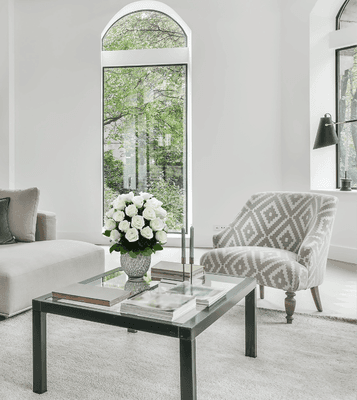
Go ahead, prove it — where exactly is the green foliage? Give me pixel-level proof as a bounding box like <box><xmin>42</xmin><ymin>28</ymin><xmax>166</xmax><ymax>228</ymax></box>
<box><xmin>102</xmin><ymin>10</ymin><xmax>186</xmax><ymax>51</ymax></box>
<box><xmin>148</xmin><ymin>174</ymin><xmax>184</xmax><ymax>231</ymax></box>
<box><xmin>104</xmin><ymin>184</ymin><xmax>118</xmax><ymax>216</ymax></box>
<box><xmin>104</xmin><ymin>150</ymin><xmax>124</xmax><ymax>192</ymax></box>
<box><xmin>338</xmin><ymin>47</ymin><xmax>357</xmax><ymax>187</ymax></box>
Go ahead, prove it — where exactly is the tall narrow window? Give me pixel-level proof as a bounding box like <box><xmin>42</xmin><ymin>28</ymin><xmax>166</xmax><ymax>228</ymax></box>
<box><xmin>336</xmin><ymin>0</ymin><xmax>357</xmax><ymax>189</ymax></box>
<box><xmin>102</xmin><ymin>5</ymin><xmax>191</xmax><ymax>231</ymax></box>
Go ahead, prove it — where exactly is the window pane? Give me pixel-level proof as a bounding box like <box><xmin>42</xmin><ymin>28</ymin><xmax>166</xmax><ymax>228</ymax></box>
<box><xmin>103</xmin><ymin>11</ymin><xmax>186</xmax><ymax>51</ymax></box>
<box><xmin>103</xmin><ymin>65</ymin><xmax>187</xmax><ymax>232</ymax></box>
<box><xmin>337</xmin><ymin>0</ymin><xmax>357</xmax><ymax>30</ymax></box>
<box><xmin>337</xmin><ymin>46</ymin><xmax>357</xmax><ymax>189</ymax></box>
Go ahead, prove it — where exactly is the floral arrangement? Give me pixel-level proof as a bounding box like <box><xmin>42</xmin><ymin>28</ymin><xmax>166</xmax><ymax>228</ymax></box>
<box><xmin>103</xmin><ymin>192</ymin><xmax>168</xmax><ymax>258</ymax></box>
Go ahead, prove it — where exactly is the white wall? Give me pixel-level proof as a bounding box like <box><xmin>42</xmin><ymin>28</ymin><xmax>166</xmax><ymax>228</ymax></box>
<box><xmin>0</xmin><ymin>0</ymin><xmax>10</xmax><ymax>188</ymax></box>
<box><xmin>1</xmin><ymin>0</ymin><xmax>283</xmax><ymax>247</ymax></box>
<box><xmin>0</xmin><ymin>0</ymin><xmax>355</xmax><ymax>263</ymax></box>
<box><xmin>281</xmin><ymin>0</ymin><xmax>357</xmax><ymax>263</ymax></box>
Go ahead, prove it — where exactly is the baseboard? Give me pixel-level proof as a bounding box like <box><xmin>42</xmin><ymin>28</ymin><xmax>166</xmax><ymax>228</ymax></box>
<box><xmin>328</xmin><ymin>245</ymin><xmax>357</xmax><ymax>265</ymax></box>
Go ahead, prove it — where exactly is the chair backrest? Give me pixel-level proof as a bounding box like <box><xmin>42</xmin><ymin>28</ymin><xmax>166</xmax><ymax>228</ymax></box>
<box><xmin>215</xmin><ymin>192</ymin><xmax>338</xmax><ymax>254</ymax></box>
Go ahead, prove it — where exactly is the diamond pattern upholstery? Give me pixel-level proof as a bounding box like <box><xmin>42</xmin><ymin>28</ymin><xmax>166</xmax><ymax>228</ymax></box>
<box><xmin>200</xmin><ymin>192</ymin><xmax>338</xmax><ymax>292</ymax></box>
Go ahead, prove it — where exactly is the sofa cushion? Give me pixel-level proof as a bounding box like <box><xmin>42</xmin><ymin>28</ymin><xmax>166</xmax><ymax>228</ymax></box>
<box><xmin>0</xmin><ymin>198</ymin><xmax>16</xmax><ymax>244</ymax></box>
<box><xmin>35</xmin><ymin>211</ymin><xmax>56</xmax><ymax>241</ymax></box>
<box><xmin>0</xmin><ymin>187</ymin><xmax>40</xmax><ymax>242</ymax></box>
<box><xmin>0</xmin><ymin>240</ymin><xmax>105</xmax><ymax>317</ymax></box>
<box><xmin>200</xmin><ymin>246</ymin><xmax>308</xmax><ymax>292</ymax></box>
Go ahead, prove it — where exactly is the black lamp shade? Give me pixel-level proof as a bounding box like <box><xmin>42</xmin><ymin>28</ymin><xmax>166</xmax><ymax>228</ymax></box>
<box><xmin>313</xmin><ymin>114</ymin><xmax>339</xmax><ymax>149</ymax></box>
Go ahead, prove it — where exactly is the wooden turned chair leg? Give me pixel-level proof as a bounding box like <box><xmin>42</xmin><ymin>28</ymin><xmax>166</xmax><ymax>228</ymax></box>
<box><xmin>285</xmin><ymin>291</ymin><xmax>296</xmax><ymax>324</ymax></box>
<box><xmin>259</xmin><ymin>285</ymin><xmax>264</xmax><ymax>299</ymax></box>
<box><xmin>311</xmin><ymin>286</ymin><xmax>323</xmax><ymax>312</ymax></box>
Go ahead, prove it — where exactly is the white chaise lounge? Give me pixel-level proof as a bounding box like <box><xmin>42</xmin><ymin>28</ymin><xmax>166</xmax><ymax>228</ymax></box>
<box><xmin>0</xmin><ymin>210</ymin><xmax>105</xmax><ymax>318</ymax></box>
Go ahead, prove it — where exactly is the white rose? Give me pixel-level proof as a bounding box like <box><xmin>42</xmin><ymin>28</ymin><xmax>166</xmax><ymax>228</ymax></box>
<box><xmin>140</xmin><ymin>192</ymin><xmax>153</xmax><ymax>200</ymax></box>
<box><xmin>156</xmin><ymin>231</ymin><xmax>167</xmax><ymax>244</ymax></box>
<box><xmin>150</xmin><ymin>217</ymin><xmax>164</xmax><ymax>231</ymax></box>
<box><xmin>125</xmin><ymin>204</ymin><xmax>138</xmax><ymax>217</ymax></box>
<box><xmin>131</xmin><ymin>215</ymin><xmax>145</xmax><ymax>230</ymax></box>
<box><xmin>155</xmin><ymin>207</ymin><xmax>167</xmax><ymax>218</ymax></box>
<box><xmin>105</xmin><ymin>219</ymin><xmax>116</xmax><ymax>230</ymax></box>
<box><xmin>143</xmin><ymin>206</ymin><xmax>156</xmax><ymax>220</ymax></box>
<box><xmin>144</xmin><ymin>198</ymin><xmax>163</xmax><ymax>209</ymax></box>
<box><xmin>112</xmin><ymin>197</ymin><xmax>126</xmax><ymax>210</ymax></box>
<box><xmin>119</xmin><ymin>220</ymin><xmax>130</xmax><ymax>232</ymax></box>
<box><xmin>123</xmin><ymin>192</ymin><xmax>134</xmax><ymax>202</ymax></box>
<box><xmin>110</xmin><ymin>229</ymin><xmax>120</xmax><ymax>242</ymax></box>
<box><xmin>141</xmin><ymin>226</ymin><xmax>153</xmax><ymax>239</ymax></box>
<box><xmin>113</xmin><ymin>211</ymin><xmax>125</xmax><ymax>222</ymax></box>
<box><xmin>163</xmin><ymin>224</ymin><xmax>169</xmax><ymax>232</ymax></box>
<box><xmin>132</xmin><ymin>195</ymin><xmax>144</xmax><ymax>208</ymax></box>
<box><xmin>125</xmin><ymin>227</ymin><xmax>139</xmax><ymax>242</ymax></box>
<box><xmin>106</xmin><ymin>208</ymin><xmax>115</xmax><ymax>218</ymax></box>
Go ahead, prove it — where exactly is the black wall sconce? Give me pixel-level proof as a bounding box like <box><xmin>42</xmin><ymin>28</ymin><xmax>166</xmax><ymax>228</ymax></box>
<box><xmin>313</xmin><ymin>113</ymin><xmax>339</xmax><ymax>149</ymax></box>
<box><xmin>313</xmin><ymin>113</ymin><xmax>357</xmax><ymax>191</ymax></box>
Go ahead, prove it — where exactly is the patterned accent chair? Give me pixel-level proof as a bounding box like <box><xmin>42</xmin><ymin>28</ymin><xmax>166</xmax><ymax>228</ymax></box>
<box><xmin>200</xmin><ymin>192</ymin><xmax>338</xmax><ymax>323</ymax></box>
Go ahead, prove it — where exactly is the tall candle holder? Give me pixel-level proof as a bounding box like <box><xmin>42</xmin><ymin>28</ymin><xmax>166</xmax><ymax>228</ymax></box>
<box><xmin>189</xmin><ymin>226</ymin><xmax>194</xmax><ymax>284</ymax></box>
<box><xmin>181</xmin><ymin>227</ymin><xmax>186</xmax><ymax>282</ymax></box>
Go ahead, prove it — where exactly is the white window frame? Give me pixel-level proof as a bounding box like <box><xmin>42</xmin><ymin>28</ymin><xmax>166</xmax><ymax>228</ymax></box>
<box><xmin>329</xmin><ymin>13</ymin><xmax>357</xmax><ymax>189</ymax></box>
<box><xmin>101</xmin><ymin>1</ymin><xmax>192</xmax><ymax>237</ymax></box>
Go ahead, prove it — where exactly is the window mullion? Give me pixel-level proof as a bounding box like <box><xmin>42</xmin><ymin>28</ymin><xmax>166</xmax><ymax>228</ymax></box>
<box><xmin>102</xmin><ymin>48</ymin><xmax>189</xmax><ymax>67</ymax></box>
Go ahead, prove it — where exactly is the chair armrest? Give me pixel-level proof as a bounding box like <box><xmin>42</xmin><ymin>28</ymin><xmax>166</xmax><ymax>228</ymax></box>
<box><xmin>297</xmin><ymin>235</ymin><xmax>325</xmax><ymax>269</ymax></box>
<box><xmin>297</xmin><ymin>196</ymin><xmax>338</xmax><ymax>286</ymax></box>
<box><xmin>213</xmin><ymin>204</ymin><xmax>249</xmax><ymax>248</ymax></box>
<box><xmin>35</xmin><ymin>211</ymin><xmax>56</xmax><ymax>241</ymax></box>
<box><xmin>213</xmin><ymin>226</ymin><xmax>234</xmax><ymax>248</ymax></box>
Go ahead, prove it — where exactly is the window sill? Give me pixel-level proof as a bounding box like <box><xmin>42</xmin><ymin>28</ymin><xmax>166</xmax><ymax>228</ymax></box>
<box><xmin>311</xmin><ymin>189</ymin><xmax>357</xmax><ymax>195</ymax></box>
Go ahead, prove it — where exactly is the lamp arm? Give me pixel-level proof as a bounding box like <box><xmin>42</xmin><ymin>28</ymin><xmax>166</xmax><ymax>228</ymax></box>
<box><xmin>325</xmin><ymin>118</ymin><xmax>357</xmax><ymax>126</ymax></box>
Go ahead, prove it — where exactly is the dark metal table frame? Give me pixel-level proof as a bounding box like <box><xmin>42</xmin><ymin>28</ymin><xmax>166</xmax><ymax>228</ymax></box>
<box><xmin>33</xmin><ymin>271</ymin><xmax>257</xmax><ymax>400</ymax></box>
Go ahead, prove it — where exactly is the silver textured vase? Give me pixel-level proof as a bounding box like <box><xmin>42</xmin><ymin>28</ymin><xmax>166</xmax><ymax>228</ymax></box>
<box><xmin>120</xmin><ymin>253</ymin><xmax>151</xmax><ymax>282</ymax></box>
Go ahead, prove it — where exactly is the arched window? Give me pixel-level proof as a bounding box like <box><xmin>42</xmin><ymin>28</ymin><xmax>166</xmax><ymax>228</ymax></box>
<box><xmin>102</xmin><ymin>2</ymin><xmax>192</xmax><ymax>232</ymax></box>
<box><xmin>335</xmin><ymin>0</ymin><xmax>357</xmax><ymax>189</ymax></box>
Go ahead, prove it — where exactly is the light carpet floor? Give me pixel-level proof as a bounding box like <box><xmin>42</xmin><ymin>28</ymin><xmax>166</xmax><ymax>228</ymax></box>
<box><xmin>0</xmin><ymin>306</ymin><xmax>356</xmax><ymax>400</ymax></box>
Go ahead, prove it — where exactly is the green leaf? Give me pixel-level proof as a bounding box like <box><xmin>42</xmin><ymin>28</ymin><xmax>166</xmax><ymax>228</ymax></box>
<box><xmin>103</xmin><ymin>230</ymin><xmax>111</xmax><ymax>237</ymax></box>
<box><xmin>141</xmin><ymin>248</ymin><xmax>153</xmax><ymax>256</ymax></box>
<box><xmin>119</xmin><ymin>247</ymin><xmax>128</xmax><ymax>254</ymax></box>
<box><xmin>153</xmin><ymin>243</ymin><xmax>163</xmax><ymax>251</ymax></box>
<box><xmin>129</xmin><ymin>251</ymin><xmax>138</xmax><ymax>258</ymax></box>
<box><xmin>109</xmin><ymin>243</ymin><xmax>121</xmax><ymax>253</ymax></box>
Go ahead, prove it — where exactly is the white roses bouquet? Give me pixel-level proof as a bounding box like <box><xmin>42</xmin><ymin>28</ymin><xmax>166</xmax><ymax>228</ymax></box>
<box><xmin>103</xmin><ymin>191</ymin><xmax>168</xmax><ymax>258</ymax></box>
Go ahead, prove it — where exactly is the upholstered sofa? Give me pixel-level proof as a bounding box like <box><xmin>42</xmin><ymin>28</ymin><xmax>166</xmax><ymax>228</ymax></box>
<box><xmin>0</xmin><ymin>191</ymin><xmax>105</xmax><ymax>318</ymax></box>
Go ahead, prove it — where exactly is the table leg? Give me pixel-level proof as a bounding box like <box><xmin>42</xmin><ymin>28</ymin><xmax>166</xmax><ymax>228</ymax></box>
<box><xmin>33</xmin><ymin>309</ymin><xmax>47</xmax><ymax>394</ymax></box>
<box><xmin>245</xmin><ymin>287</ymin><xmax>257</xmax><ymax>358</ymax></box>
<box><xmin>180</xmin><ymin>338</ymin><xmax>197</xmax><ymax>400</ymax></box>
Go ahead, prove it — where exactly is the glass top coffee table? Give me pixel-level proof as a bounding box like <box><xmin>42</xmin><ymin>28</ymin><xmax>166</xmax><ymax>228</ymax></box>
<box><xmin>32</xmin><ymin>267</ymin><xmax>257</xmax><ymax>400</ymax></box>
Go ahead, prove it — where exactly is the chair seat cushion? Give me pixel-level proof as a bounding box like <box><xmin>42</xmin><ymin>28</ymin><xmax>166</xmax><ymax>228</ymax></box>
<box><xmin>200</xmin><ymin>246</ymin><xmax>308</xmax><ymax>292</ymax></box>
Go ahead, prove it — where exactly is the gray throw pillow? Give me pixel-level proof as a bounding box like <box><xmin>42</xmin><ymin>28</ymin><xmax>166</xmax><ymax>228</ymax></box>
<box><xmin>0</xmin><ymin>187</ymin><xmax>40</xmax><ymax>242</ymax></box>
<box><xmin>0</xmin><ymin>197</ymin><xmax>16</xmax><ymax>244</ymax></box>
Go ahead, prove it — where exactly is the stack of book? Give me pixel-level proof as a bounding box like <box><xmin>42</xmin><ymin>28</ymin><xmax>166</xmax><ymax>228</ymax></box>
<box><xmin>52</xmin><ymin>283</ymin><xmax>131</xmax><ymax>307</ymax></box>
<box><xmin>120</xmin><ymin>290</ymin><xmax>196</xmax><ymax>321</ymax></box>
<box><xmin>150</xmin><ymin>261</ymin><xmax>204</xmax><ymax>281</ymax></box>
<box><xmin>166</xmin><ymin>282</ymin><xmax>228</xmax><ymax>307</ymax></box>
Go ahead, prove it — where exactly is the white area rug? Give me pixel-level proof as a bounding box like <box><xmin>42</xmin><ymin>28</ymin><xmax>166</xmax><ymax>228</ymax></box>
<box><xmin>0</xmin><ymin>306</ymin><xmax>356</xmax><ymax>400</ymax></box>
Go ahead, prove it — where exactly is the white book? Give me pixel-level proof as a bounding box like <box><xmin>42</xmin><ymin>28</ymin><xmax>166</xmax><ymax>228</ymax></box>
<box><xmin>151</xmin><ymin>261</ymin><xmax>204</xmax><ymax>281</ymax></box>
<box><xmin>120</xmin><ymin>290</ymin><xmax>196</xmax><ymax>321</ymax></box>
<box><xmin>166</xmin><ymin>282</ymin><xmax>227</xmax><ymax>307</ymax></box>
<box><xmin>52</xmin><ymin>283</ymin><xmax>131</xmax><ymax>307</ymax></box>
